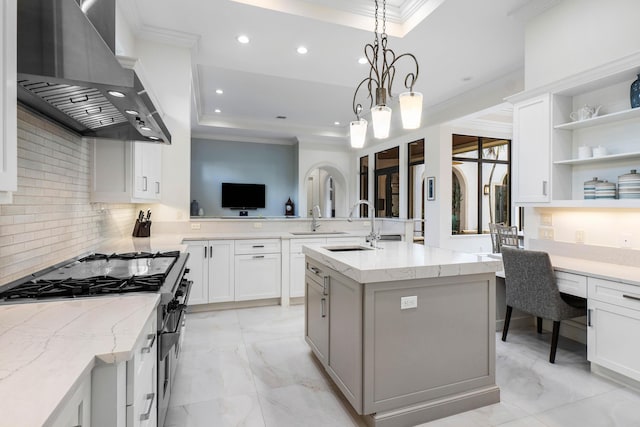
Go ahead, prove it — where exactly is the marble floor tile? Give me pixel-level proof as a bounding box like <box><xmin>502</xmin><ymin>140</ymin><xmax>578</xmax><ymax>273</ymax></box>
<box><xmin>244</xmin><ymin>335</ymin><xmax>333</xmax><ymax>392</ymax></box>
<box><xmin>182</xmin><ymin>310</ymin><xmax>243</xmax><ymax>352</ymax></box>
<box><xmin>169</xmin><ymin>344</ymin><xmax>256</xmax><ymax>407</ymax></box>
<box><xmin>164</xmin><ymin>393</ymin><xmax>265</xmax><ymax>427</ymax></box>
<box><xmin>257</xmin><ymin>383</ymin><xmax>366</xmax><ymax>427</ymax></box>
<box><xmin>167</xmin><ymin>305</ymin><xmax>640</xmax><ymax>427</ymax></box>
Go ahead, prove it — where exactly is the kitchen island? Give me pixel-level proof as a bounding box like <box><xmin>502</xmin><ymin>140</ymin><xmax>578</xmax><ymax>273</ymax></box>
<box><xmin>302</xmin><ymin>241</ymin><xmax>502</xmax><ymax>427</ymax></box>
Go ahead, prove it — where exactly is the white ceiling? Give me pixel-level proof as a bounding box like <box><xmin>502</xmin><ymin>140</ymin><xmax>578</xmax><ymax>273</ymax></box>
<box><xmin>117</xmin><ymin>0</ymin><xmax>558</xmax><ymax>145</ymax></box>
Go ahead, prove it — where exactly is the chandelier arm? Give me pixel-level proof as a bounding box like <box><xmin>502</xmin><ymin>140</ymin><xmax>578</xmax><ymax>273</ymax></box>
<box><xmin>364</xmin><ymin>43</ymin><xmax>382</xmax><ymax>85</ymax></box>
<box><xmin>352</xmin><ymin>77</ymin><xmax>378</xmax><ymax>116</ymax></box>
<box><xmin>387</xmin><ymin>52</ymin><xmax>420</xmax><ymax>92</ymax></box>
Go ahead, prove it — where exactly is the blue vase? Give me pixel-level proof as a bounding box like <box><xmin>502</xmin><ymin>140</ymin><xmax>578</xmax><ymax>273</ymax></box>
<box><xmin>631</xmin><ymin>74</ymin><xmax>640</xmax><ymax>108</ymax></box>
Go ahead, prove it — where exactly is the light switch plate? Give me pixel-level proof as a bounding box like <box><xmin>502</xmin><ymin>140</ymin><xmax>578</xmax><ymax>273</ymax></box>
<box><xmin>401</xmin><ymin>296</ymin><xmax>418</xmax><ymax>310</ymax></box>
<box><xmin>540</xmin><ymin>213</ymin><xmax>553</xmax><ymax>226</ymax></box>
<box><xmin>190</xmin><ymin>223</ymin><xmax>201</xmax><ymax>230</ymax></box>
<box><xmin>254</xmin><ymin>222</ymin><xmax>263</xmax><ymax>229</ymax></box>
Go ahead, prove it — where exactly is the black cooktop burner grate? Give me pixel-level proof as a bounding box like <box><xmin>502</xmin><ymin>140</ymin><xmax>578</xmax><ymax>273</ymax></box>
<box><xmin>78</xmin><ymin>251</ymin><xmax>180</xmax><ymax>262</ymax></box>
<box><xmin>2</xmin><ymin>273</ymin><xmax>167</xmax><ymax>300</ymax></box>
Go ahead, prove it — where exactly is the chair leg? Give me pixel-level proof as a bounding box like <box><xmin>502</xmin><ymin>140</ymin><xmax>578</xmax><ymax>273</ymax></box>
<box><xmin>537</xmin><ymin>317</ymin><xmax>543</xmax><ymax>334</ymax></box>
<box><xmin>502</xmin><ymin>306</ymin><xmax>513</xmax><ymax>342</ymax></box>
<box><xmin>550</xmin><ymin>321</ymin><xmax>561</xmax><ymax>363</ymax></box>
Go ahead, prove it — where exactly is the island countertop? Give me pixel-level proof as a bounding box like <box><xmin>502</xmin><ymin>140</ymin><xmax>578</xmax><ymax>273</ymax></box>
<box><xmin>302</xmin><ymin>241</ymin><xmax>501</xmax><ymax>283</ymax></box>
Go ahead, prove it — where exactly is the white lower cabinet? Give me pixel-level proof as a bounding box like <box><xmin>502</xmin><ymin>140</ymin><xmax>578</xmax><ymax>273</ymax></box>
<box><xmin>234</xmin><ymin>241</ymin><xmax>281</xmax><ymax>301</ymax></box>
<box><xmin>587</xmin><ymin>277</ymin><xmax>640</xmax><ymax>382</ymax></box>
<box><xmin>50</xmin><ymin>371</ymin><xmax>92</xmax><ymax>427</ymax></box>
<box><xmin>186</xmin><ymin>240</ymin><xmax>235</xmax><ymax>304</ymax></box>
<box><xmin>91</xmin><ymin>313</ymin><xmax>157</xmax><ymax>427</ymax></box>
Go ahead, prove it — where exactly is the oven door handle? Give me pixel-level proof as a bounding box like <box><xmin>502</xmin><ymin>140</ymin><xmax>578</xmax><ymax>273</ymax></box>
<box><xmin>159</xmin><ymin>306</ymin><xmax>187</xmax><ymax>360</ymax></box>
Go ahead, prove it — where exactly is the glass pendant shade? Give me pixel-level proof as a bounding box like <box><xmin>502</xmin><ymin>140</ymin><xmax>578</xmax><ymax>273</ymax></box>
<box><xmin>399</xmin><ymin>91</ymin><xmax>423</xmax><ymax>129</ymax></box>
<box><xmin>350</xmin><ymin>118</ymin><xmax>368</xmax><ymax>148</ymax></box>
<box><xmin>371</xmin><ymin>105</ymin><xmax>391</xmax><ymax>139</ymax></box>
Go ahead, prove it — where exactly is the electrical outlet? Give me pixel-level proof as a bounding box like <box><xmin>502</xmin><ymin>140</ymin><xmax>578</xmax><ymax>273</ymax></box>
<box><xmin>575</xmin><ymin>230</ymin><xmax>585</xmax><ymax>244</ymax></box>
<box><xmin>400</xmin><ymin>296</ymin><xmax>418</xmax><ymax>310</ymax></box>
<box><xmin>190</xmin><ymin>223</ymin><xmax>201</xmax><ymax>230</ymax></box>
<box><xmin>253</xmin><ymin>222</ymin><xmax>263</xmax><ymax>229</ymax></box>
<box><xmin>540</xmin><ymin>213</ymin><xmax>553</xmax><ymax>226</ymax></box>
<box><xmin>620</xmin><ymin>234</ymin><xmax>632</xmax><ymax>248</ymax></box>
<box><xmin>538</xmin><ymin>227</ymin><xmax>554</xmax><ymax>240</ymax></box>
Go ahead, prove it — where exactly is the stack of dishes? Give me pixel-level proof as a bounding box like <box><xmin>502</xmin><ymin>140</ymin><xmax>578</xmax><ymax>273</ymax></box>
<box><xmin>583</xmin><ymin>177</ymin><xmax>602</xmax><ymax>199</ymax></box>
<box><xmin>594</xmin><ymin>180</ymin><xmax>617</xmax><ymax>199</ymax></box>
<box><xmin>618</xmin><ymin>169</ymin><xmax>640</xmax><ymax>199</ymax></box>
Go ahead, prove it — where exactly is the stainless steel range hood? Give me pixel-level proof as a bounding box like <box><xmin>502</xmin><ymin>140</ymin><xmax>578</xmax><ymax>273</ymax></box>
<box><xmin>17</xmin><ymin>0</ymin><xmax>171</xmax><ymax>143</ymax></box>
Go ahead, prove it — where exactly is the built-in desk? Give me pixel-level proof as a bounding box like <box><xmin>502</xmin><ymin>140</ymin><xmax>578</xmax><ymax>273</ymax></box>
<box><xmin>495</xmin><ymin>252</ymin><xmax>640</xmax><ymax>388</ymax></box>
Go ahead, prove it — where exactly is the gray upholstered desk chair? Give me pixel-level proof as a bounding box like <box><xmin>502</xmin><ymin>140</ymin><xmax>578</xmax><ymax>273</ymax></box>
<box><xmin>500</xmin><ymin>246</ymin><xmax>586</xmax><ymax>363</ymax></box>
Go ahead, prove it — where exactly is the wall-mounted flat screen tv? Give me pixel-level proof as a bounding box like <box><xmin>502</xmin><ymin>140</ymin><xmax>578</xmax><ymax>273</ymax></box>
<box><xmin>221</xmin><ymin>183</ymin><xmax>266</xmax><ymax>209</ymax></box>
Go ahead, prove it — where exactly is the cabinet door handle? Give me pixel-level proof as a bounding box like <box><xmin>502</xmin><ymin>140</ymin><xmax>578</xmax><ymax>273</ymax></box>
<box><xmin>587</xmin><ymin>308</ymin><xmax>592</xmax><ymax>327</ymax></box>
<box><xmin>155</xmin><ymin>181</ymin><xmax>160</xmax><ymax>194</ymax></box>
<box><xmin>542</xmin><ymin>180</ymin><xmax>548</xmax><ymax>196</ymax></box>
<box><xmin>209</xmin><ymin>246</ymin><xmax>213</xmax><ymax>258</ymax></box>
<box><xmin>322</xmin><ymin>276</ymin><xmax>329</xmax><ymax>296</ymax></box>
<box><xmin>204</xmin><ymin>246</ymin><xmax>207</xmax><ymax>259</ymax></box>
<box><xmin>143</xmin><ymin>176</ymin><xmax>148</xmax><ymax>191</ymax></box>
<box><xmin>253</xmin><ymin>255</ymin><xmax>265</xmax><ymax>259</ymax></box>
<box><xmin>623</xmin><ymin>294</ymin><xmax>640</xmax><ymax>302</ymax></box>
<box><xmin>321</xmin><ymin>297</ymin><xmax>326</xmax><ymax>318</ymax></box>
<box><xmin>252</xmin><ymin>245</ymin><xmax>265</xmax><ymax>248</ymax></box>
<box><xmin>140</xmin><ymin>393</ymin><xmax>156</xmax><ymax>421</ymax></box>
<box><xmin>141</xmin><ymin>333</ymin><xmax>156</xmax><ymax>353</ymax></box>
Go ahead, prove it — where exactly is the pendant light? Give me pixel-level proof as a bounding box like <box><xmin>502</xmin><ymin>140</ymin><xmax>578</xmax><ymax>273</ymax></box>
<box><xmin>350</xmin><ymin>0</ymin><xmax>422</xmax><ymax>147</ymax></box>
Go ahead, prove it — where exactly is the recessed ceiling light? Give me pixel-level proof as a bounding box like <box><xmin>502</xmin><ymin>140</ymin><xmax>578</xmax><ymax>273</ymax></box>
<box><xmin>358</xmin><ymin>57</ymin><xmax>368</xmax><ymax>65</ymax></box>
<box><xmin>140</xmin><ymin>126</ymin><xmax>151</xmax><ymax>131</ymax></box>
<box><xmin>149</xmin><ymin>136</ymin><xmax>160</xmax><ymax>141</ymax></box>
<box><xmin>334</xmin><ymin>121</ymin><xmax>340</xmax><ymax>125</ymax></box>
<box><xmin>462</xmin><ymin>76</ymin><xmax>472</xmax><ymax>82</ymax></box>
<box><xmin>297</xmin><ymin>46</ymin><xmax>308</xmax><ymax>55</ymax></box>
<box><xmin>276</xmin><ymin>115</ymin><xmax>287</xmax><ymax>119</ymax></box>
<box><xmin>214</xmin><ymin>109</ymin><xmax>221</xmax><ymax>113</ymax></box>
<box><xmin>215</xmin><ymin>89</ymin><xmax>223</xmax><ymax>95</ymax></box>
<box><xmin>125</xmin><ymin>109</ymin><xmax>139</xmax><ymax>115</ymax></box>
<box><xmin>237</xmin><ymin>35</ymin><xmax>250</xmax><ymax>44</ymax></box>
<box><xmin>108</xmin><ymin>90</ymin><xmax>125</xmax><ymax>98</ymax></box>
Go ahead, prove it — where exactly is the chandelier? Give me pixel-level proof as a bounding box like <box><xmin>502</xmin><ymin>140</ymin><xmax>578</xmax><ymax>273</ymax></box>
<box><xmin>350</xmin><ymin>0</ymin><xmax>423</xmax><ymax>148</ymax></box>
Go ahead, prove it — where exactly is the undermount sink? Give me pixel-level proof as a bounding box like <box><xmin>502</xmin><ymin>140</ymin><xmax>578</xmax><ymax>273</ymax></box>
<box><xmin>290</xmin><ymin>231</ymin><xmax>348</xmax><ymax>235</ymax></box>
<box><xmin>325</xmin><ymin>245</ymin><xmax>374</xmax><ymax>252</ymax></box>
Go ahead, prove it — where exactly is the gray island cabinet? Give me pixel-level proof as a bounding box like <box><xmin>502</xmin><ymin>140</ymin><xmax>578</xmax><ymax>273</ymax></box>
<box><xmin>303</xmin><ymin>242</ymin><xmax>502</xmax><ymax>427</ymax></box>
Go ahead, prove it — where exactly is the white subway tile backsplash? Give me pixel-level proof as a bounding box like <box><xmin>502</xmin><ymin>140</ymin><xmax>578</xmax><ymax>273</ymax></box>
<box><xmin>0</xmin><ymin>107</ymin><xmax>136</xmax><ymax>285</ymax></box>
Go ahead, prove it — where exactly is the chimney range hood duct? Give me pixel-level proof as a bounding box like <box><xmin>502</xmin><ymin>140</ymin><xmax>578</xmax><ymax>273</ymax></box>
<box><xmin>17</xmin><ymin>0</ymin><xmax>171</xmax><ymax>144</ymax></box>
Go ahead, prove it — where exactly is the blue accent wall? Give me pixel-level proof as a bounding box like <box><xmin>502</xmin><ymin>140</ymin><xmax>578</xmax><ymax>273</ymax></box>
<box><xmin>191</xmin><ymin>139</ymin><xmax>298</xmax><ymax>217</ymax></box>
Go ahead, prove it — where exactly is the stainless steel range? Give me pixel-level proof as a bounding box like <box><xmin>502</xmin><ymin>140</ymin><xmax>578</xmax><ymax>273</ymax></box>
<box><xmin>0</xmin><ymin>250</ymin><xmax>191</xmax><ymax>427</ymax></box>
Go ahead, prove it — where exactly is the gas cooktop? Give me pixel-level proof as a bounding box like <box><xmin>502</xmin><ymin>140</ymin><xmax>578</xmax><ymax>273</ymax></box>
<box><xmin>0</xmin><ymin>251</ymin><xmax>181</xmax><ymax>302</ymax></box>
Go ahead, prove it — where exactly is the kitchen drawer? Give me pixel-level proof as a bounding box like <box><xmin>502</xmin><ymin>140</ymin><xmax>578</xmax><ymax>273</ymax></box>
<box><xmin>235</xmin><ymin>239</ymin><xmax>281</xmax><ymax>255</ymax></box>
<box><xmin>127</xmin><ymin>314</ymin><xmax>157</xmax><ymax>406</ymax></box>
<box><xmin>291</xmin><ymin>238</ymin><xmax>326</xmax><ymax>253</ymax></box>
<box><xmin>555</xmin><ymin>271</ymin><xmax>587</xmax><ymax>298</ymax></box>
<box><xmin>588</xmin><ymin>277</ymin><xmax>640</xmax><ymax>311</ymax></box>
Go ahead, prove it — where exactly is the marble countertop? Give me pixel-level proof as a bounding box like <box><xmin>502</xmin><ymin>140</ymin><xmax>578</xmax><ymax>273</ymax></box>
<box><xmin>0</xmin><ymin>294</ymin><xmax>159</xmax><ymax>427</ymax></box>
<box><xmin>181</xmin><ymin>231</ymin><xmax>369</xmax><ymax>241</ymax></box>
<box><xmin>302</xmin><ymin>241</ymin><xmax>501</xmax><ymax>283</ymax></box>
<box><xmin>96</xmin><ymin>234</ymin><xmax>188</xmax><ymax>253</ymax></box>
<box><xmin>550</xmin><ymin>255</ymin><xmax>640</xmax><ymax>287</ymax></box>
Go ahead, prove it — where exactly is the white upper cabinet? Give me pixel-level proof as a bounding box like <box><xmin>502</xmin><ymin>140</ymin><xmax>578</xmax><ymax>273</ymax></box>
<box><xmin>509</xmin><ymin>53</ymin><xmax>640</xmax><ymax>207</ymax></box>
<box><xmin>0</xmin><ymin>0</ymin><xmax>17</xmax><ymax>200</ymax></box>
<box><xmin>92</xmin><ymin>139</ymin><xmax>162</xmax><ymax>203</ymax></box>
<box><xmin>512</xmin><ymin>94</ymin><xmax>551</xmax><ymax>203</ymax></box>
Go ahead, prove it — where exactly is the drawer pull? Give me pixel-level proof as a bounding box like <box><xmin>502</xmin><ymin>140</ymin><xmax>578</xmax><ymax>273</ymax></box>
<box><xmin>253</xmin><ymin>255</ymin><xmax>265</xmax><ymax>259</ymax></box>
<box><xmin>321</xmin><ymin>297</ymin><xmax>326</xmax><ymax>318</ymax></box>
<box><xmin>140</xmin><ymin>393</ymin><xmax>156</xmax><ymax>421</ymax></box>
<box><xmin>309</xmin><ymin>266</ymin><xmax>321</xmax><ymax>275</ymax></box>
<box><xmin>623</xmin><ymin>294</ymin><xmax>640</xmax><ymax>302</ymax></box>
<box><xmin>252</xmin><ymin>245</ymin><xmax>265</xmax><ymax>248</ymax></box>
<box><xmin>141</xmin><ymin>333</ymin><xmax>156</xmax><ymax>353</ymax></box>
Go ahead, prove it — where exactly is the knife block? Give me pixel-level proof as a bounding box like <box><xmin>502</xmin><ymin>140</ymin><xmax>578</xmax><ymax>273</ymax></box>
<box><xmin>132</xmin><ymin>219</ymin><xmax>152</xmax><ymax>237</ymax></box>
